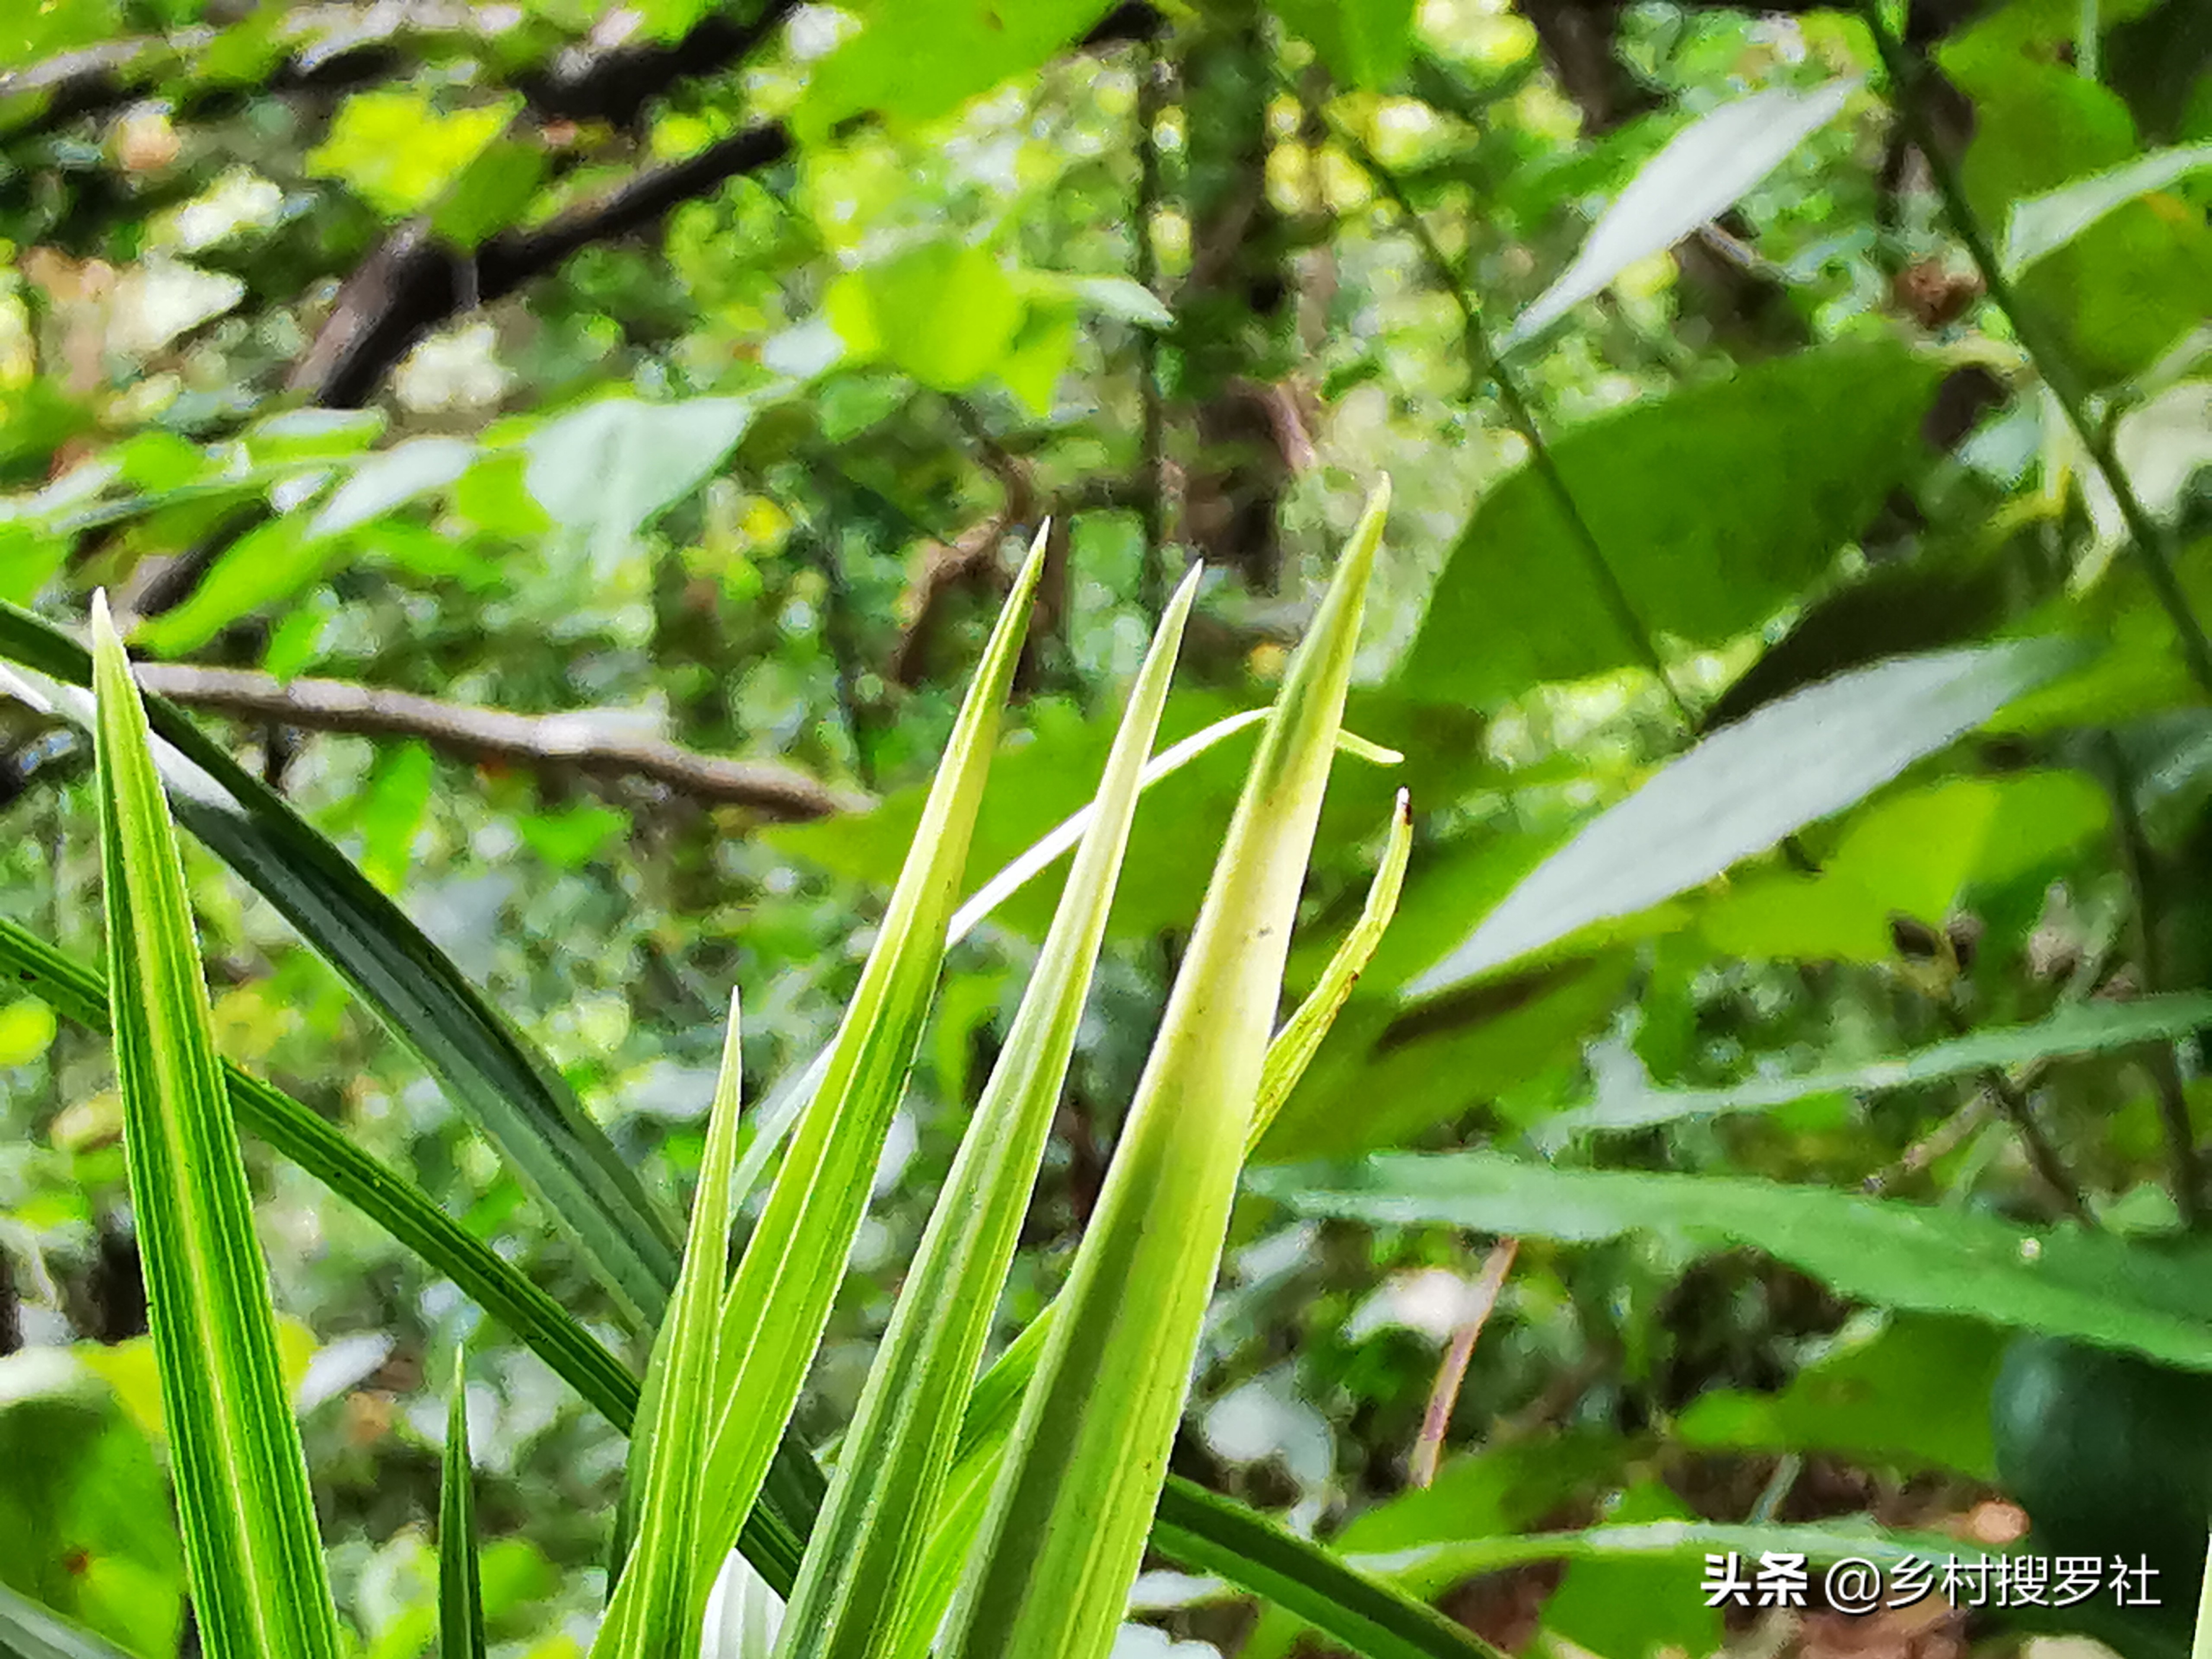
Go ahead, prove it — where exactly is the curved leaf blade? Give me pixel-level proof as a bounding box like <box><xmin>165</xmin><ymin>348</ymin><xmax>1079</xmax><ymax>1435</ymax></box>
<box><xmin>0</xmin><ymin>600</ymin><xmax>682</xmax><ymax>1329</ymax></box>
<box><xmin>597</xmin><ymin>998</ymin><xmax>749</xmax><ymax>1657</ymax></box>
<box><xmin>778</xmin><ymin>566</ymin><xmax>1205</xmax><ymax>1659</ymax></box>
<box><xmin>691</xmin><ymin>530</ymin><xmax>1049</xmax><ymax>1586</ymax></box>
<box><xmin>88</xmin><ymin>595</ymin><xmax>342</xmax><ymax>1659</ymax></box>
<box><xmin>942</xmin><ymin>484</ymin><xmax>1390</xmax><ymax>1659</ymax></box>
<box><xmin>0</xmin><ymin>1582</ymin><xmax>137</xmax><ymax>1659</ymax></box>
<box><xmin>884</xmin><ymin>791</ymin><xmax>1418</xmax><ymax>1659</ymax></box>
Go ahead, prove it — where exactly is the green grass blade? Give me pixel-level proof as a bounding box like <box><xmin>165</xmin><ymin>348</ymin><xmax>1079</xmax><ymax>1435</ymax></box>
<box><xmin>1250</xmin><ymin>787</ymin><xmax>1412</xmax><ymax>1144</ymax></box>
<box><xmin>776</xmin><ymin>566</ymin><xmax>1205</xmax><ymax>1659</ymax></box>
<box><xmin>441</xmin><ymin>1351</ymin><xmax>488</xmax><ymax>1659</ymax></box>
<box><xmin>722</xmin><ymin>706</ymin><xmax>1290</xmax><ymax>1223</ymax></box>
<box><xmin>690</xmin><ymin>531</ymin><xmax>1049</xmax><ymax>1589</ymax></box>
<box><xmin>1150</xmin><ymin>1481</ymin><xmax>1506</xmax><ymax>1659</ymax></box>
<box><xmin>883</xmin><ymin>790</ymin><xmax>1415</xmax><ymax>1659</ymax></box>
<box><xmin>0</xmin><ymin>915</ymin><xmax>642</xmax><ymax>1434</ymax></box>
<box><xmin>87</xmin><ymin>594</ymin><xmax>342</xmax><ymax>1659</ymax></box>
<box><xmin>941</xmin><ymin>483</ymin><xmax>1390</xmax><ymax>1659</ymax></box>
<box><xmin>596</xmin><ymin>996</ymin><xmax>749</xmax><ymax>1658</ymax></box>
<box><xmin>0</xmin><ymin>599</ymin><xmax>681</xmax><ymax>1329</ymax></box>
<box><xmin>0</xmin><ymin>1583</ymin><xmax>136</xmax><ymax>1659</ymax></box>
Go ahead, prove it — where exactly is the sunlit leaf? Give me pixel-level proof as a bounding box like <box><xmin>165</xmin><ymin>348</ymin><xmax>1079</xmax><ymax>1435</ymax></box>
<box><xmin>2003</xmin><ymin>142</ymin><xmax>2212</xmax><ymax>275</ymax></box>
<box><xmin>942</xmin><ymin>485</ymin><xmax>1389</xmax><ymax>1659</ymax></box>
<box><xmin>1502</xmin><ymin>79</ymin><xmax>1859</xmax><ymax>349</ymax></box>
<box><xmin>1274</xmin><ymin>0</ymin><xmax>1418</xmax><ymax>89</ymax></box>
<box><xmin>596</xmin><ymin>998</ymin><xmax>748</xmax><ymax>1657</ymax></box>
<box><xmin>778</xmin><ymin>566</ymin><xmax>1203</xmax><ymax>1659</ymax></box>
<box><xmin>1407</xmin><ymin>642</ymin><xmax>2082</xmax><ymax>996</ymax></box>
<box><xmin>689</xmin><ymin>531</ymin><xmax>1051</xmax><ymax>1588</ymax></box>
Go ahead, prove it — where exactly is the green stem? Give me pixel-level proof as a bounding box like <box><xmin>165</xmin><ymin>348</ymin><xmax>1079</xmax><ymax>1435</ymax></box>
<box><xmin>1328</xmin><ymin>112</ymin><xmax>1696</xmax><ymax>728</ymax></box>
<box><xmin>1859</xmin><ymin>0</ymin><xmax>2212</xmax><ymax>697</ymax></box>
<box><xmin>2100</xmin><ymin>731</ymin><xmax>2205</xmax><ymax>1227</ymax></box>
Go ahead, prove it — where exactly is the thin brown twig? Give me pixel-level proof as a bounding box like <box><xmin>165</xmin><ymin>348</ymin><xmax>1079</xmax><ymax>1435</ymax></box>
<box><xmin>1409</xmin><ymin>1239</ymin><xmax>1519</xmax><ymax>1488</ymax></box>
<box><xmin>123</xmin><ymin>663</ymin><xmax>868</xmax><ymax>820</ymax></box>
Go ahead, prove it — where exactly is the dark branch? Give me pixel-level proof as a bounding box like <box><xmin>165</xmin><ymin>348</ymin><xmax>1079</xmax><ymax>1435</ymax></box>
<box><xmin>293</xmin><ymin>123</ymin><xmax>793</xmax><ymax>406</ymax></box>
<box><xmin>130</xmin><ymin>662</ymin><xmax>870</xmax><ymax>820</ymax></box>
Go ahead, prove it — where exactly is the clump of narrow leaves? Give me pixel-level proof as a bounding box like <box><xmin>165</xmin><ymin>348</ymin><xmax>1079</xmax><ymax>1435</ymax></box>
<box><xmin>55</xmin><ymin>490</ymin><xmax>1503</xmax><ymax>1659</ymax></box>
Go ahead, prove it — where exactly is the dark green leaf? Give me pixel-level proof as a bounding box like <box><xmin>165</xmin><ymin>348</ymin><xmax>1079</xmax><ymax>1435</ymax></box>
<box><xmin>1400</xmin><ymin>343</ymin><xmax>1948</xmax><ymax>706</ymax></box>
<box><xmin>1255</xmin><ymin>1152</ymin><xmax>2212</xmax><ymax>1370</ymax></box>
<box><xmin>1407</xmin><ymin>641</ymin><xmax>2081</xmax><ymax>996</ymax></box>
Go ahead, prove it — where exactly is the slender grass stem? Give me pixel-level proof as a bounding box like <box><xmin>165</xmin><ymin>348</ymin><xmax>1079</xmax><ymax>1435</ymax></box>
<box><xmin>1325</xmin><ymin>109</ymin><xmax>1697</xmax><ymax>728</ymax></box>
<box><xmin>1858</xmin><ymin>0</ymin><xmax>2212</xmax><ymax>696</ymax></box>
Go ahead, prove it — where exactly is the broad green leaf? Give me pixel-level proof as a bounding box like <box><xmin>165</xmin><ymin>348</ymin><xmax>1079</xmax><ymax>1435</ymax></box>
<box><xmin>791</xmin><ymin>0</ymin><xmax>1119</xmax><ymax>142</ymax></box>
<box><xmin>430</xmin><ymin>141</ymin><xmax>550</xmax><ymax>251</ymax></box>
<box><xmin>1398</xmin><ymin>343</ymin><xmax>1948</xmax><ymax>705</ymax></box>
<box><xmin>1702</xmin><ymin>769</ymin><xmax>2110</xmax><ymax>962</ymax></box>
<box><xmin>1275</xmin><ymin>0</ymin><xmax>1419</xmax><ymax>89</ymax></box>
<box><xmin>134</xmin><ymin>517</ymin><xmax>334</xmax><ymax>658</ymax></box>
<box><xmin>523</xmin><ymin>397</ymin><xmax>758</xmax><ymax>575</ymax></box>
<box><xmin>597</xmin><ymin>998</ymin><xmax>747</xmax><ymax>1659</ymax></box>
<box><xmin>87</xmin><ymin>594</ymin><xmax>342</xmax><ymax>1659</ymax></box>
<box><xmin>1252</xmin><ymin>1151</ymin><xmax>2212</xmax><ymax>1370</ymax></box>
<box><xmin>941</xmin><ymin>485</ymin><xmax>1389</xmax><ymax>1659</ymax></box>
<box><xmin>0</xmin><ymin>1382</ymin><xmax>184</xmax><ymax>1657</ymax></box>
<box><xmin>777</xmin><ymin>568</ymin><xmax>1203</xmax><ymax>1659</ymax></box>
<box><xmin>1945</xmin><ymin>43</ymin><xmax>2212</xmax><ymax>384</ymax></box>
<box><xmin>846</xmin><ymin>244</ymin><xmax>1026</xmax><ymax>394</ymax></box>
<box><xmin>1538</xmin><ymin>1481</ymin><xmax>1719</xmax><ymax>1659</ymax></box>
<box><xmin>1675</xmin><ymin>1314</ymin><xmax>2005</xmax><ymax>1480</ymax></box>
<box><xmin>1502</xmin><ymin>79</ymin><xmax>1859</xmax><ymax>350</ymax></box>
<box><xmin>1259</xmin><ymin>955</ymin><xmax>1635</xmax><ymax>1163</ymax></box>
<box><xmin>440</xmin><ymin>1356</ymin><xmax>486</xmax><ymax>1659</ymax></box>
<box><xmin>884</xmin><ymin>793</ymin><xmax>1419</xmax><ymax>1659</ymax></box>
<box><xmin>305</xmin><ymin>90</ymin><xmax>519</xmax><ymax>219</ymax></box>
<box><xmin>308</xmin><ymin>436</ymin><xmax>478</xmax><ymax>539</ymax></box>
<box><xmin>2003</xmin><ymin>142</ymin><xmax>2212</xmax><ymax>275</ymax></box>
<box><xmin>0</xmin><ymin>1580</ymin><xmax>136</xmax><ymax>1659</ymax></box>
<box><xmin>0</xmin><ymin>599</ymin><xmax>685</xmax><ymax>1337</ymax></box>
<box><xmin>1406</xmin><ymin>642</ymin><xmax>2082</xmax><ymax>996</ymax></box>
<box><xmin>0</xmin><ymin>0</ymin><xmax>118</xmax><ymax>71</ymax></box>
<box><xmin>691</xmin><ymin>531</ymin><xmax>1050</xmax><ymax>1588</ymax></box>
<box><xmin>1236</xmin><ymin>1433</ymin><xmax>1630</xmax><ymax>1659</ymax></box>
<box><xmin>1544</xmin><ymin>991</ymin><xmax>2212</xmax><ymax>1139</ymax></box>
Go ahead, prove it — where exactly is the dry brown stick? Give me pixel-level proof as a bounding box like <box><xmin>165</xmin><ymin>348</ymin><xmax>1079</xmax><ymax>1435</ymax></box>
<box><xmin>1409</xmin><ymin>1238</ymin><xmax>1520</xmax><ymax>1488</ymax></box>
<box><xmin>130</xmin><ymin>663</ymin><xmax>868</xmax><ymax>820</ymax></box>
